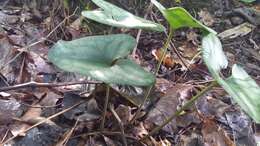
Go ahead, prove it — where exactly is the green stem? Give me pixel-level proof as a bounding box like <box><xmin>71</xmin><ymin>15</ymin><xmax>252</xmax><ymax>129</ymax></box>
<box><xmin>130</xmin><ymin>28</ymin><xmax>174</xmax><ymax>123</ymax></box>
<box><xmin>140</xmin><ymin>81</ymin><xmax>218</xmax><ymax>141</ymax></box>
<box><xmin>100</xmin><ymin>85</ymin><xmax>110</xmax><ymax>130</ymax></box>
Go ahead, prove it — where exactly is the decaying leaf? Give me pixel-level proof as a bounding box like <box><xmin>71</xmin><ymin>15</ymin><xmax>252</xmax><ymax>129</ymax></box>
<box><xmin>218</xmin><ymin>23</ymin><xmax>255</xmax><ymax>39</ymax></box>
<box><xmin>152</xmin><ymin>49</ymin><xmax>175</xmax><ymax>68</ymax></box>
<box><xmin>196</xmin><ymin>96</ymin><xmax>230</xmax><ymax>118</ymax></box>
<box><xmin>146</xmin><ymin>84</ymin><xmax>193</xmax><ymax>133</ymax></box>
<box><xmin>202</xmin><ymin>119</ymin><xmax>235</xmax><ymax>146</ymax></box>
<box><xmin>198</xmin><ymin>9</ymin><xmax>215</xmax><ymax>26</ymax></box>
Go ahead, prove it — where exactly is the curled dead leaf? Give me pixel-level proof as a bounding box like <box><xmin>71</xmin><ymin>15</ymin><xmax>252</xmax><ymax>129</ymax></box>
<box><xmin>152</xmin><ymin>49</ymin><xmax>175</xmax><ymax>68</ymax></box>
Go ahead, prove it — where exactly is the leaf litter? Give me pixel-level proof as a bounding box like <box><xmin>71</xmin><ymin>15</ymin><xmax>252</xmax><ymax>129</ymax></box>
<box><xmin>0</xmin><ymin>0</ymin><xmax>259</xmax><ymax>145</ymax></box>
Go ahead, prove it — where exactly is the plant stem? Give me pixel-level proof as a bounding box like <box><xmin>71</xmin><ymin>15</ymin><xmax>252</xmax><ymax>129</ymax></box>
<box><xmin>130</xmin><ymin>28</ymin><xmax>174</xmax><ymax>123</ymax></box>
<box><xmin>100</xmin><ymin>85</ymin><xmax>110</xmax><ymax>130</ymax></box>
<box><xmin>140</xmin><ymin>81</ymin><xmax>218</xmax><ymax>141</ymax></box>
<box><xmin>109</xmin><ymin>104</ymin><xmax>128</xmax><ymax>146</ymax></box>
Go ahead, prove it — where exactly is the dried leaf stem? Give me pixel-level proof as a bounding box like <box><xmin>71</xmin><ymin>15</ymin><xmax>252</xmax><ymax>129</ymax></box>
<box><xmin>100</xmin><ymin>85</ymin><xmax>110</xmax><ymax>130</ymax></box>
<box><xmin>109</xmin><ymin>104</ymin><xmax>127</xmax><ymax>146</ymax></box>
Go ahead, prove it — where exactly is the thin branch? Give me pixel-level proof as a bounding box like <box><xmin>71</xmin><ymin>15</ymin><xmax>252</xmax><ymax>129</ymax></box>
<box><xmin>109</xmin><ymin>104</ymin><xmax>127</xmax><ymax>146</ymax></box>
<box><xmin>132</xmin><ymin>2</ymin><xmax>154</xmax><ymax>57</ymax></box>
<box><xmin>0</xmin><ymin>81</ymin><xmax>102</xmax><ymax>92</ymax></box>
<box><xmin>58</xmin><ymin>119</ymin><xmax>79</xmax><ymax>146</ymax></box>
<box><xmin>100</xmin><ymin>85</ymin><xmax>110</xmax><ymax>130</ymax></box>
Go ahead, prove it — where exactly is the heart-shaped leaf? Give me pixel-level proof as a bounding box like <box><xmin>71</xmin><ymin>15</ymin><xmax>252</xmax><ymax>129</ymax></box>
<box><xmin>48</xmin><ymin>34</ymin><xmax>155</xmax><ymax>86</ymax></box>
<box><xmin>218</xmin><ymin>65</ymin><xmax>260</xmax><ymax>123</ymax></box>
<box><xmin>151</xmin><ymin>0</ymin><xmax>216</xmax><ymax>34</ymax></box>
<box><xmin>82</xmin><ymin>0</ymin><xmax>165</xmax><ymax>32</ymax></box>
<box><xmin>202</xmin><ymin>33</ymin><xmax>260</xmax><ymax>123</ymax></box>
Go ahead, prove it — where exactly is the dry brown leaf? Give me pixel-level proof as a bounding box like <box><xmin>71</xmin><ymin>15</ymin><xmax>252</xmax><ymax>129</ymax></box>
<box><xmin>179</xmin><ymin>133</ymin><xmax>204</xmax><ymax>146</ymax></box>
<box><xmin>146</xmin><ymin>84</ymin><xmax>194</xmax><ymax>133</ymax></box>
<box><xmin>178</xmin><ymin>42</ymin><xmax>199</xmax><ymax>60</ymax></box>
<box><xmin>115</xmin><ymin>104</ymin><xmax>133</xmax><ymax>125</ymax></box>
<box><xmin>152</xmin><ymin>49</ymin><xmax>175</xmax><ymax>68</ymax></box>
<box><xmin>198</xmin><ymin>9</ymin><xmax>214</xmax><ymax>26</ymax></box>
<box><xmin>218</xmin><ymin>22</ymin><xmax>255</xmax><ymax>39</ymax></box>
<box><xmin>155</xmin><ymin>78</ymin><xmax>174</xmax><ymax>93</ymax></box>
<box><xmin>186</xmin><ymin>31</ymin><xmax>199</xmax><ymax>45</ymax></box>
<box><xmin>10</xmin><ymin>104</ymin><xmax>42</xmax><ymax>137</ymax></box>
<box><xmin>202</xmin><ymin>119</ymin><xmax>235</xmax><ymax>146</ymax></box>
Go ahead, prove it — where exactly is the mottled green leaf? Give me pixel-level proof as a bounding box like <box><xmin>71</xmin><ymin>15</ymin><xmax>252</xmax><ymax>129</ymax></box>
<box><xmin>48</xmin><ymin>34</ymin><xmax>155</xmax><ymax>86</ymax></box>
<box><xmin>218</xmin><ymin>65</ymin><xmax>260</xmax><ymax>123</ymax></box>
<box><xmin>82</xmin><ymin>0</ymin><xmax>165</xmax><ymax>31</ymax></box>
<box><xmin>202</xmin><ymin>33</ymin><xmax>260</xmax><ymax>123</ymax></box>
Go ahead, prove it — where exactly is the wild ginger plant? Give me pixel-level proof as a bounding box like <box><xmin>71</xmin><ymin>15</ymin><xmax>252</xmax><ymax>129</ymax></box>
<box><xmin>48</xmin><ymin>0</ymin><xmax>260</xmax><ymax>139</ymax></box>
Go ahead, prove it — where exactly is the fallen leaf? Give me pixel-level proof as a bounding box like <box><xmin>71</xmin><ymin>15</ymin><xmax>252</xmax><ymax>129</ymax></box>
<box><xmin>115</xmin><ymin>104</ymin><xmax>133</xmax><ymax>125</ymax></box>
<box><xmin>155</xmin><ymin>78</ymin><xmax>174</xmax><ymax>93</ymax></box>
<box><xmin>218</xmin><ymin>22</ymin><xmax>255</xmax><ymax>39</ymax></box>
<box><xmin>10</xmin><ymin>103</ymin><xmax>41</xmax><ymax>137</ymax></box>
<box><xmin>62</xmin><ymin>93</ymin><xmax>100</xmax><ymax>121</ymax></box>
<box><xmin>178</xmin><ymin>42</ymin><xmax>199</xmax><ymax>60</ymax></box>
<box><xmin>152</xmin><ymin>49</ymin><xmax>175</xmax><ymax>68</ymax></box>
<box><xmin>186</xmin><ymin>30</ymin><xmax>200</xmax><ymax>45</ymax></box>
<box><xmin>198</xmin><ymin>9</ymin><xmax>215</xmax><ymax>26</ymax></box>
<box><xmin>196</xmin><ymin>96</ymin><xmax>230</xmax><ymax>118</ymax></box>
<box><xmin>202</xmin><ymin>119</ymin><xmax>235</xmax><ymax>146</ymax></box>
<box><xmin>179</xmin><ymin>133</ymin><xmax>204</xmax><ymax>146</ymax></box>
<box><xmin>223</xmin><ymin>109</ymin><xmax>257</xmax><ymax>146</ymax></box>
<box><xmin>146</xmin><ymin>84</ymin><xmax>193</xmax><ymax>133</ymax></box>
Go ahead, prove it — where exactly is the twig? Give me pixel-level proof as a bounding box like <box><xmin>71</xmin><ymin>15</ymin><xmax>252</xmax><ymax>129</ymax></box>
<box><xmin>0</xmin><ymin>129</ymin><xmax>9</xmax><ymax>143</ymax></box>
<box><xmin>57</xmin><ymin>119</ymin><xmax>79</xmax><ymax>146</ymax></box>
<box><xmin>0</xmin><ymin>80</ymin><xmax>102</xmax><ymax>92</ymax></box>
<box><xmin>132</xmin><ymin>2</ymin><xmax>154</xmax><ymax>57</ymax></box>
<box><xmin>100</xmin><ymin>85</ymin><xmax>110</xmax><ymax>130</ymax></box>
<box><xmin>130</xmin><ymin>28</ymin><xmax>174</xmax><ymax>123</ymax></box>
<box><xmin>1</xmin><ymin>101</ymin><xmax>85</xmax><ymax>145</ymax></box>
<box><xmin>109</xmin><ymin>104</ymin><xmax>127</xmax><ymax>146</ymax></box>
<box><xmin>140</xmin><ymin>81</ymin><xmax>218</xmax><ymax>141</ymax></box>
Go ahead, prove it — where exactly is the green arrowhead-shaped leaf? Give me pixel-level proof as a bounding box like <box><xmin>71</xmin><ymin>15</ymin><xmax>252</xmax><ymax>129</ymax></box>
<box><xmin>48</xmin><ymin>34</ymin><xmax>155</xmax><ymax>86</ymax></box>
<box><xmin>82</xmin><ymin>0</ymin><xmax>165</xmax><ymax>32</ymax></box>
<box><xmin>202</xmin><ymin>33</ymin><xmax>260</xmax><ymax>123</ymax></box>
<box><xmin>151</xmin><ymin>0</ymin><xmax>216</xmax><ymax>34</ymax></box>
<box><xmin>218</xmin><ymin>65</ymin><xmax>260</xmax><ymax>123</ymax></box>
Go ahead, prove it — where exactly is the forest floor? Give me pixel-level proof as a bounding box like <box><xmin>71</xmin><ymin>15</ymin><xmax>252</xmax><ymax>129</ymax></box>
<box><xmin>0</xmin><ymin>0</ymin><xmax>259</xmax><ymax>146</ymax></box>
